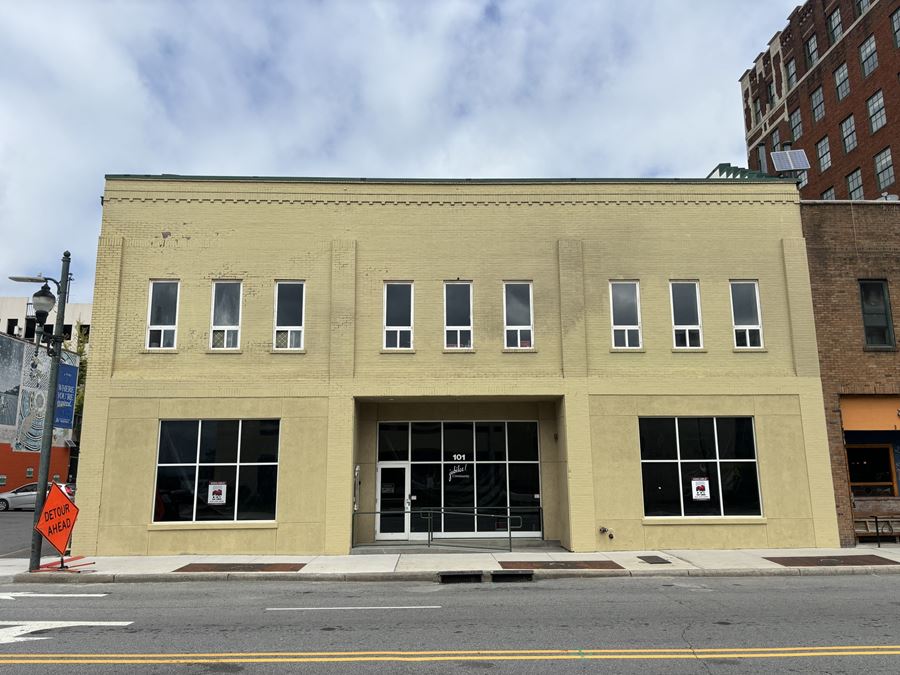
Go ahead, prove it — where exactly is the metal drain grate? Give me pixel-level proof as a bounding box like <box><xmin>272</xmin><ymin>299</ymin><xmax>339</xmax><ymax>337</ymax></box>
<box><xmin>175</xmin><ymin>563</ymin><xmax>306</xmax><ymax>573</ymax></box>
<box><xmin>498</xmin><ymin>561</ymin><xmax>624</xmax><ymax>570</ymax></box>
<box><xmin>637</xmin><ymin>555</ymin><xmax>672</xmax><ymax>565</ymax></box>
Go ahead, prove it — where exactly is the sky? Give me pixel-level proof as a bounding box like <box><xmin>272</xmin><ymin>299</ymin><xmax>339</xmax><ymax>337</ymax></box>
<box><xmin>0</xmin><ymin>0</ymin><xmax>799</xmax><ymax>303</ymax></box>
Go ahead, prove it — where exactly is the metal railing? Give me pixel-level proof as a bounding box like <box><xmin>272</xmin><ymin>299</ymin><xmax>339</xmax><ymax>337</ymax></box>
<box><xmin>352</xmin><ymin>506</ymin><xmax>543</xmax><ymax>552</ymax></box>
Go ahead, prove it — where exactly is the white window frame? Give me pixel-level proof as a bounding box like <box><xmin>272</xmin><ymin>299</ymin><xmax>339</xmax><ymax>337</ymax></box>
<box><xmin>816</xmin><ymin>136</ymin><xmax>831</xmax><ymax>172</ymax></box>
<box><xmin>609</xmin><ymin>280</ymin><xmax>642</xmax><ymax>349</ymax></box>
<box><xmin>146</xmin><ymin>280</ymin><xmax>180</xmax><ymax>350</ymax></box>
<box><xmin>444</xmin><ymin>281</ymin><xmax>473</xmax><ymax>350</ymax></box>
<box><xmin>383</xmin><ymin>282</ymin><xmax>414</xmax><ymax>350</ymax></box>
<box><xmin>503</xmin><ymin>281</ymin><xmax>534</xmax><ymax>350</ymax></box>
<box><xmin>273</xmin><ymin>281</ymin><xmax>305</xmax><ymax>350</ymax></box>
<box><xmin>670</xmin><ymin>281</ymin><xmax>703</xmax><ymax>349</ymax></box>
<box><xmin>834</xmin><ymin>62</ymin><xmax>849</xmax><ymax>101</ymax></box>
<box><xmin>210</xmin><ymin>280</ymin><xmax>242</xmax><ymax>350</ymax></box>
<box><xmin>875</xmin><ymin>148</ymin><xmax>895</xmax><ymax>191</ymax></box>
<box><xmin>810</xmin><ymin>86</ymin><xmax>825</xmax><ymax>122</ymax></box>
<box><xmin>859</xmin><ymin>35</ymin><xmax>878</xmax><ymax>77</ymax></box>
<box><xmin>730</xmin><ymin>280</ymin><xmax>764</xmax><ymax>349</ymax></box>
<box><xmin>867</xmin><ymin>90</ymin><xmax>886</xmax><ymax>133</ymax></box>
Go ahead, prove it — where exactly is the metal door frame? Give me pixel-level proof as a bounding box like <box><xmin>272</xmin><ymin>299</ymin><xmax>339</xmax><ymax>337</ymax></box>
<box><xmin>375</xmin><ymin>462</ymin><xmax>410</xmax><ymax>540</ymax></box>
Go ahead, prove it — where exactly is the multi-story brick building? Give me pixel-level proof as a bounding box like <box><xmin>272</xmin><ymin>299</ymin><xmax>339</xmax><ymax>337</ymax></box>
<box><xmin>740</xmin><ymin>0</ymin><xmax>899</xmax><ymax>200</ymax></box>
<box><xmin>802</xmin><ymin>201</ymin><xmax>900</xmax><ymax>545</ymax></box>
<box><xmin>73</xmin><ymin>174</ymin><xmax>840</xmax><ymax>556</ymax></box>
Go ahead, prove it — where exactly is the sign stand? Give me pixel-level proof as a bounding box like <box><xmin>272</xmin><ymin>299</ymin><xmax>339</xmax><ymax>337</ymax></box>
<box><xmin>32</xmin><ymin>483</ymin><xmax>93</xmax><ymax>573</ymax></box>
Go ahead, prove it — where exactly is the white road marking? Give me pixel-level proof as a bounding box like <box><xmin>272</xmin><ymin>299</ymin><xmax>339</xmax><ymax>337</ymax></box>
<box><xmin>0</xmin><ymin>592</ymin><xmax>108</xmax><ymax>601</ymax></box>
<box><xmin>0</xmin><ymin>621</ymin><xmax>132</xmax><ymax>645</ymax></box>
<box><xmin>266</xmin><ymin>605</ymin><xmax>442</xmax><ymax>611</ymax></box>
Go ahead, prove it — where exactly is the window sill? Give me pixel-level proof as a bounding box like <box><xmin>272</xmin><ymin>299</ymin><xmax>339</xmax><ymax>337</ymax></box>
<box><xmin>503</xmin><ymin>348</ymin><xmax>537</xmax><ymax>353</ymax></box>
<box><xmin>381</xmin><ymin>349</ymin><xmax>416</xmax><ymax>354</ymax></box>
<box><xmin>863</xmin><ymin>346</ymin><xmax>897</xmax><ymax>352</ymax></box>
<box><xmin>148</xmin><ymin>521</ymin><xmax>277</xmax><ymax>531</ymax></box>
<box><xmin>733</xmin><ymin>347</ymin><xmax>768</xmax><ymax>353</ymax></box>
<box><xmin>141</xmin><ymin>349</ymin><xmax>179</xmax><ymax>354</ymax></box>
<box><xmin>206</xmin><ymin>349</ymin><xmax>243</xmax><ymax>354</ymax></box>
<box><xmin>443</xmin><ymin>348</ymin><xmax>475</xmax><ymax>354</ymax></box>
<box><xmin>610</xmin><ymin>348</ymin><xmax>645</xmax><ymax>353</ymax></box>
<box><xmin>671</xmin><ymin>348</ymin><xmax>707</xmax><ymax>353</ymax></box>
<box><xmin>270</xmin><ymin>349</ymin><xmax>306</xmax><ymax>354</ymax></box>
<box><xmin>642</xmin><ymin>517</ymin><xmax>766</xmax><ymax>526</ymax></box>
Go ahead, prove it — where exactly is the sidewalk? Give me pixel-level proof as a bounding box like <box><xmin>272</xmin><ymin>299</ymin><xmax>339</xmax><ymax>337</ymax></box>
<box><xmin>4</xmin><ymin>544</ymin><xmax>900</xmax><ymax>583</ymax></box>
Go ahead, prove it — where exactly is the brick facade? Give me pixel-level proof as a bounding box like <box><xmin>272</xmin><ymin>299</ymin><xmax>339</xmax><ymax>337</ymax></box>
<box><xmin>801</xmin><ymin>201</ymin><xmax>900</xmax><ymax>545</ymax></box>
<box><xmin>741</xmin><ymin>0</ymin><xmax>900</xmax><ymax>200</ymax></box>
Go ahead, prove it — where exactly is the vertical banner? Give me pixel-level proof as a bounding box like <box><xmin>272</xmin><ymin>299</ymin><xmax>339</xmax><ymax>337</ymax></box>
<box><xmin>53</xmin><ymin>363</ymin><xmax>78</xmax><ymax>429</ymax></box>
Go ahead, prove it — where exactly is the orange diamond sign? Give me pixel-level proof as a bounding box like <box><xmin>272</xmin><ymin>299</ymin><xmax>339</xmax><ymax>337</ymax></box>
<box><xmin>34</xmin><ymin>483</ymin><xmax>79</xmax><ymax>556</ymax></box>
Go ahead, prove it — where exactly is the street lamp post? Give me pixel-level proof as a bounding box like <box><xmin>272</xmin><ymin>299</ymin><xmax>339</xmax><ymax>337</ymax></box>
<box><xmin>9</xmin><ymin>251</ymin><xmax>71</xmax><ymax>572</ymax></box>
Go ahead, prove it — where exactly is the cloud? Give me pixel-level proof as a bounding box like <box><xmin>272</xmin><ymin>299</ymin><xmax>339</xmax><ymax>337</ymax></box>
<box><xmin>0</xmin><ymin>0</ymin><xmax>798</xmax><ymax>302</ymax></box>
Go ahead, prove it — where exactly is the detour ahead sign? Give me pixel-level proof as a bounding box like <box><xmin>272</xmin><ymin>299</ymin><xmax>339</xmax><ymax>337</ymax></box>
<box><xmin>34</xmin><ymin>483</ymin><xmax>79</xmax><ymax>556</ymax></box>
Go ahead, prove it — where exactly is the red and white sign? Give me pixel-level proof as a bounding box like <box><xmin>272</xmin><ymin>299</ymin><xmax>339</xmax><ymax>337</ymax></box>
<box><xmin>208</xmin><ymin>481</ymin><xmax>227</xmax><ymax>505</ymax></box>
<box><xmin>34</xmin><ymin>483</ymin><xmax>79</xmax><ymax>556</ymax></box>
<box><xmin>691</xmin><ymin>478</ymin><xmax>710</xmax><ymax>501</ymax></box>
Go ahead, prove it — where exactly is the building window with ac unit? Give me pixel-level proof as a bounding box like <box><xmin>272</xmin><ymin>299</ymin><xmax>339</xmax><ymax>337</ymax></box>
<box><xmin>859</xmin><ymin>280</ymin><xmax>894</xmax><ymax>348</ymax></box>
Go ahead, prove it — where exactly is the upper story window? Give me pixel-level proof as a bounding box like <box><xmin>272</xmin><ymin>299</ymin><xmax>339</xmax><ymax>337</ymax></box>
<box><xmin>670</xmin><ymin>281</ymin><xmax>702</xmax><ymax>349</ymax></box>
<box><xmin>816</xmin><ymin>136</ymin><xmax>832</xmax><ymax>172</ymax></box>
<box><xmin>821</xmin><ymin>186</ymin><xmax>836</xmax><ymax>200</ymax></box>
<box><xmin>639</xmin><ymin>417</ymin><xmax>761</xmax><ymax>517</ymax></box>
<box><xmin>827</xmin><ymin>9</ymin><xmax>843</xmax><ymax>44</ymax></box>
<box><xmin>610</xmin><ymin>281</ymin><xmax>642</xmax><ymax>349</ymax></box>
<box><xmin>860</xmin><ymin>35</ymin><xmax>878</xmax><ymax>77</ymax></box>
<box><xmin>867</xmin><ymin>90</ymin><xmax>886</xmax><ymax>133</ymax></box>
<box><xmin>855</xmin><ymin>0</ymin><xmax>872</xmax><ymax>17</ymax></box>
<box><xmin>503</xmin><ymin>282</ymin><xmax>533</xmax><ymax>349</ymax></box>
<box><xmin>756</xmin><ymin>145</ymin><xmax>767</xmax><ymax>173</ymax></box>
<box><xmin>875</xmin><ymin>148</ymin><xmax>895</xmax><ymax>191</ymax></box>
<box><xmin>859</xmin><ymin>280</ymin><xmax>895</xmax><ymax>348</ymax></box>
<box><xmin>805</xmin><ymin>34</ymin><xmax>819</xmax><ymax>69</ymax></box>
<box><xmin>444</xmin><ymin>281</ymin><xmax>473</xmax><ymax>350</ymax></box>
<box><xmin>847</xmin><ymin>168</ymin><xmax>864</xmax><ymax>200</ymax></box>
<box><xmin>753</xmin><ymin>98</ymin><xmax>762</xmax><ymax>125</ymax></box>
<box><xmin>834</xmin><ymin>62</ymin><xmax>850</xmax><ymax>101</ymax></box>
<box><xmin>847</xmin><ymin>445</ymin><xmax>898</xmax><ymax>497</ymax></box>
<box><xmin>384</xmin><ymin>282</ymin><xmax>413</xmax><ymax>350</ymax></box>
<box><xmin>841</xmin><ymin>115</ymin><xmax>858</xmax><ymax>152</ymax></box>
<box><xmin>810</xmin><ymin>87</ymin><xmax>825</xmax><ymax>122</ymax></box>
<box><xmin>730</xmin><ymin>281</ymin><xmax>763</xmax><ymax>348</ymax></box>
<box><xmin>767</xmin><ymin>80</ymin><xmax>776</xmax><ymax>105</ymax></box>
<box><xmin>798</xmin><ymin>170</ymin><xmax>809</xmax><ymax>189</ymax></box>
<box><xmin>893</xmin><ymin>9</ymin><xmax>900</xmax><ymax>47</ymax></box>
<box><xmin>274</xmin><ymin>281</ymin><xmax>305</xmax><ymax>350</ymax></box>
<box><xmin>147</xmin><ymin>280</ymin><xmax>179</xmax><ymax>349</ymax></box>
<box><xmin>790</xmin><ymin>108</ymin><xmax>803</xmax><ymax>140</ymax></box>
<box><xmin>786</xmin><ymin>58</ymin><xmax>797</xmax><ymax>89</ymax></box>
<box><xmin>211</xmin><ymin>281</ymin><xmax>241</xmax><ymax>350</ymax></box>
<box><xmin>771</xmin><ymin>128</ymin><xmax>781</xmax><ymax>152</ymax></box>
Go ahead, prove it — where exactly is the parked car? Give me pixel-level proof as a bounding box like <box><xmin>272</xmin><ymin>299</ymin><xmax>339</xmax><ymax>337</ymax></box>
<box><xmin>0</xmin><ymin>482</ymin><xmax>76</xmax><ymax>511</ymax></box>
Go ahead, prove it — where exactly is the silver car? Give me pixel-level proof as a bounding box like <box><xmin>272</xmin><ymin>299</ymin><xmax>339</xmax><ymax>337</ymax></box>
<box><xmin>0</xmin><ymin>482</ymin><xmax>75</xmax><ymax>511</ymax></box>
<box><xmin>0</xmin><ymin>482</ymin><xmax>38</xmax><ymax>511</ymax></box>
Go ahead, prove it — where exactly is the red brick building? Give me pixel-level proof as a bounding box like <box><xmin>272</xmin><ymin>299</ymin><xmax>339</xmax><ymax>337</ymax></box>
<box><xmin>802</xmin><ymin>201</ymin><xmax>900</xmax><ymax>545</ymax></box>
<box><xmin>741</xmin><ymin>0</ymin><xmax>899</xmax><ymax>200</ymax></box>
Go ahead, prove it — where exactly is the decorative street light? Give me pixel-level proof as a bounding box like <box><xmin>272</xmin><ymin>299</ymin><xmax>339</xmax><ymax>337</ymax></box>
<box><xmin>9</xmin><ymin>251</ymin><xmax>72</xmax><ymax>572</ymax></box>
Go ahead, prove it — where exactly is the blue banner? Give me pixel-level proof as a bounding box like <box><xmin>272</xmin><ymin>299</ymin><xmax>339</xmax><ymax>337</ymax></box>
<box><xmin>54</xmin><ymin>363</ymin><xmax>78</xmax><ymax>429</ymax></box>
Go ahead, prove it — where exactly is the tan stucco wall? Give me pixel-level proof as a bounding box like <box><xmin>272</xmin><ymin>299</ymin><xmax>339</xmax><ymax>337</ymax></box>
<box><xmin>73</xmin><ymin>178</ymin><xmax>839</xmax><ymax>555</ymax></box>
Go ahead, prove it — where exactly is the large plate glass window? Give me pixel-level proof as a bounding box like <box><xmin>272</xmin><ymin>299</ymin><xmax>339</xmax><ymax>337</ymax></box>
<box><xmin>444</xmin><ymin>282</ymin><xmax>473</xmax><ymax>350</ymax></box>
<box><xmin>147</xmin><ymin>280</ymin><xmax>179</xmax><ymax>349</ymax></box>
<box><xmin>640</xmin><ymin>417</ymin><xmax>761</xmax><ymax>517</ymax></box>
<box><xmin>211</xmin><ymin>281</ymin><xmax>241</xmax><ymax>349</ymax></box>
<box><xmin>153</xmin><ymin>419</ymin><xmax>279</xmax><ymax>522</ymax></box>
<box><xmin>274</xmin><ymin>281</ymin><xmax>305</xmax><ymax>350</ymax></box>
<box><xmin>384</xmin><ymin>282</ymin><xmax>413</xmax><ymax>350</ymax></box>
<box><xmin>610</xmin><ymin>281</ymin><xmax>642</xmax><ymax>349</ymax></box>
<box><xmin>504</xmin><ymin>282</ymin><xmax>533</xmax><ymax>349</ymax></box>
<box><xmin>859</xmin><ymin>280</ymin><xmax>895</xmax><ymax>348</ymax></box>
<box><xmin>730</xmin><ymin>281</ymin><xmax>763</xmax><ymax>348</ymax></box>
<box><xmin>847</xmin><ymin>445</ymin><xmax>898</xmax><ymax>496</ymax></box>
<box><xmin>670</xmin><ymin>281</ymin><xmax>702</xmax><ymax>349</ymax></box>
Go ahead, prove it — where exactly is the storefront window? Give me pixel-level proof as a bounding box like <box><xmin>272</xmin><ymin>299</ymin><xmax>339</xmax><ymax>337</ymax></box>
<box><xmin>847</xmin><ymin>445</ymin><xmax>898</xmax><ymax>496</ymax></box>
<box><xmin>639</xmin><ymin>417</ymin><xmax>761</xmax><ymax>517</ymax></box>
<box><xmin>154</xmin><ymin>419</ymin><xmax>279</xmax><ymax>522</ymax></box>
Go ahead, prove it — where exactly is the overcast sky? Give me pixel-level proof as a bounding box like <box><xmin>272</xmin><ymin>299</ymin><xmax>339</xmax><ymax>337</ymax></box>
<box><xmin>0</xmin><ymin>0</ymin><xmax>798</xmax><ymax>303</ymax></box>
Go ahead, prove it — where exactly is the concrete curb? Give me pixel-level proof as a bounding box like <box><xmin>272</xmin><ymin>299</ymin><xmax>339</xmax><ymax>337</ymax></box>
<box><xmin>10</xmin><ymin>565</ymin><xmax>900</xmax><ymax>584</ymax></box>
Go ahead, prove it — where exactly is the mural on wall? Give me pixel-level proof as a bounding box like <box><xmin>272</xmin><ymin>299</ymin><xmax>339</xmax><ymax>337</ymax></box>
<box><xmin>0</xmin><ymin>333</ymin><xmax>78</xmax><ymax>449</ymax></box>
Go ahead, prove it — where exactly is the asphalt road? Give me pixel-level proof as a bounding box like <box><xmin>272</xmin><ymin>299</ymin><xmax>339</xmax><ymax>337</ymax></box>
<box><xmin>0</xmin><ymin>510</ymin><xmax>33</xmax><ymax>558</ymax></box>
<box><xmin>1</xmin><ymin>575</ymin><xmax>899</xmax><ymax>673</ymax></box>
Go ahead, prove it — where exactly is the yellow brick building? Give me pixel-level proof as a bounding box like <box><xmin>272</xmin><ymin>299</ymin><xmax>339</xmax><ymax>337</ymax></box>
<box><xmin>73</xmin><ymin>175</ymin><xmax>839</xmax><ymax>556</ymax></box>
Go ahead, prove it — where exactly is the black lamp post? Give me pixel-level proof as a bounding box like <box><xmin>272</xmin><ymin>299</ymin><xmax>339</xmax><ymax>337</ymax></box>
<box><xmin>9</xmin><ymin>251</ymin><xmax>71</xmax><ymax>572</ymax></box>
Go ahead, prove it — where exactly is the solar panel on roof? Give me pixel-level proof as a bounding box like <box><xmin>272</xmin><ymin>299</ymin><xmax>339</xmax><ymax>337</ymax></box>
<box><xmin>770</xmin><ymin>150</ymin><xmax>810</xmax><ymax>172</ymax></box>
